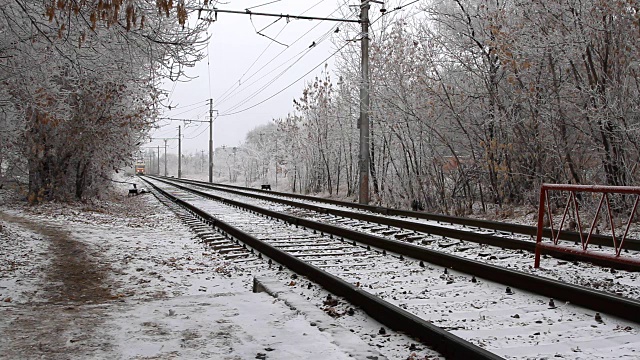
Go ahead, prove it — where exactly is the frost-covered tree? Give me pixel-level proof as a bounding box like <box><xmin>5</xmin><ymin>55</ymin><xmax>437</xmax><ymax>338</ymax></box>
<box><xmin>259</xmin><ymin>0</ymin><xmax>640</xmax><ymax>213</ymax></box>
<box><xmin>0</xmin><ymin>0</ymin><xmax>207</xmax><ymax>201</ymax></box>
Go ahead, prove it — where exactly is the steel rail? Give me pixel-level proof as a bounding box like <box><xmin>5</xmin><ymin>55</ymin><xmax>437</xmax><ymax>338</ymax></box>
<box><xmin>173</xmin><ymin>178</ymin><xmax>534</xmax><ymax>250</ymax></box>
<box><xmin>165</xmin><ymin>178</ymin><xmax>640</xmax><ymax>251</ymax></box>
<box><xmin>157</xmin><ymin>177</ymin><xmax>640</xmax><ymax>271</ymax></box>
<box><xmin>149</xmin><ymin>176</ymin><xmax>640</xmax><ymax>323</ymax></box>
<box><xmin>141</xmin><ymin>177</ymin><xmax>503</xmax><ymax>360</ymax></box>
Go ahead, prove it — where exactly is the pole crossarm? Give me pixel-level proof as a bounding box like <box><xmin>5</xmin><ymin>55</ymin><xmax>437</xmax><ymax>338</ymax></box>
<box><xmin>149</xmin><ymin>137</ymin><xmax>178</xmax><ymax>142</ymax></box>
<box><xmin>158</xmin><ymin>117</ymin><xmax>210</xmax><ymax>124</ymax></box>
<box><xmin>196</xmin><ymin>7</ymin><xmax>361</xmax><ymax>23</ymax></box>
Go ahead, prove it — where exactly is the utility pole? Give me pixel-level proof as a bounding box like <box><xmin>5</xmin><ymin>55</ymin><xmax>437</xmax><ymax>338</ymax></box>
<box><xmin>200</xmin><ymin>150</ymin><xmax>205</xmax><ymax>174</ymax></box>
<box><xmin>275</xmin><ymin>138</ymin><xmax>278</xmax><ymax>189</ymax></box>
<box><xmin>149</xmin><ymin>138</ymin><xmax>177</xmax><ymax>176</ymax></box>
<box><xmin>259</xmin><ymin>133</ymin><xmax>265</xmax><ymax>180</ymax></box>
<box><xmin>189</xmin><ymin>5</ymin><xmax>377</xmax><ymax>198</ymax></box>
<box><xmin>209</xmin><ymin>98</ymin><xmax>214</xmax><ymax>183</ymax></box>
<box><xmin>358</xmin><ymin>0</ymin><xmax>371</xmax><ymax>205</ymax></box>
<box><xmin>178</xmin><ymin>126</ymin><xmax>182</xmax><ymax>178</ymax></box>
<box><xmin>163</xmin><ymin>139</ymin><xmax>168</xmax><ymax>176</ymax></box>
<box><xmin>232</xmin><ymin>147</ymin><xmax>237</xmax><ymax>182</ymax></box>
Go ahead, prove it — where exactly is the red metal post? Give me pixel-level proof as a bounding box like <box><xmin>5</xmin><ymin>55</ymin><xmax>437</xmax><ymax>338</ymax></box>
<box><xmin>572</xmin><ymin>191</ymin><xmax>585</xmax><ymax>246</ymax></box>
<box><xmin>534</xmin><ymin>187</ymin><xmax>546</xmax><ymax>268</ymax></box>
<box><xmin>585</xmin><ymin>193</ymin><xmax>605</xmax><ymax>250</ymax></box>
<box><xmin>619</xmin><ymin>196</ymin><xmax>640</xmax><ymax>256</ymax></box>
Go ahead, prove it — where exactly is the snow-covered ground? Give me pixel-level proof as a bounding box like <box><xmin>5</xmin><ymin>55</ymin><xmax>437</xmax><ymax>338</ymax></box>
<box><xmin>0</xmin><ymin>182</ymin><xmax>437</xmax><ymax>359</ymax></box>
<box><xmin>146</xmin><ymin>178</ymin><xmax>640</xmax><ymax>359</ymax></box>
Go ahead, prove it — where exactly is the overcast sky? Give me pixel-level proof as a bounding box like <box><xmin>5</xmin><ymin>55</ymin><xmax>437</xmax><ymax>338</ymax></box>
<box><xmin>148</xmin><ymin>0</ymin><xmax>355</xmax><ymax>155</ymax></box>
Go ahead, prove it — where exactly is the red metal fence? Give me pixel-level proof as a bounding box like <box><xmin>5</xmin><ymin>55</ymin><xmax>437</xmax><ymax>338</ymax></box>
<box><xmin>535</xmin><ymin>184</ymin><xmax>640</xmax><ymax>268</ymax></box>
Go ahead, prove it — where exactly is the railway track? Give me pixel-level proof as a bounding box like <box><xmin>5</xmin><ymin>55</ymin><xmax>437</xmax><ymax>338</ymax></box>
<box><xmin>142</xmin><ymin>176</ymin><xmax>640</xmax><ymax>359</ymax></box>
<box><xmin>169</xmin><ymin>177</ymin><xmax>640</xmax><ymax>252</ymax></box>
<box><xmin>156</xmin><ymin>177</ymin><xmax>640</xmax><ymax>272</ymax></box>
<box><xmin>150</xmin><ymin>176</ymin><xmax>640</xmax><ymax>301</ymax></box>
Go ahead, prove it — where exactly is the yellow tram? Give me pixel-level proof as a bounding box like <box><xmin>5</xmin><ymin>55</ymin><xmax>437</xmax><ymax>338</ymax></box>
<box><xmin>135</xmin><ymin>161</ymin><xmax>145</xmax><ymax>175</ymax></box>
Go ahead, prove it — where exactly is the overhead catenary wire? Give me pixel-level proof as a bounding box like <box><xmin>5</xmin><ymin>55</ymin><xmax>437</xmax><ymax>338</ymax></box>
<box><xmin>153</xmin><ymin>1</ymin><xmax>359</xmax><ymax>149</ymax></box>
<box><xmin>251</xmin><ymin>17</ymin><xmax>288</xmax><ymax>47</ymax></box>
<box><xmin>163</xmin><ymin>100</ymin><xmax>209</xmax><ymax>112</ymax></box>
<box><xmin>158</xmin><ymin>106</ymin><xmax>212</xmax><ymax>140</ymax></box>
<box><xmin>151</xmin><ymin>127</ymin><xmax>178</xmax><ymax>138</ymax></box>
<box><xmin>214</xmin><ymin>32</ymin><xmax>281</xmax><ymax>104</ymax></box>
<box><xmin>215</xmin><ymin>29</ymin><xmax>339</xmax><ymax>109</ymax></box>
<box><xmin>216</xmin><ymin>43</ymin><xmax>317</xmax><ymax>109</ymax></box>
<box><xmin>218</xmin><ymin>39</ymin><xmax>350</xmax><ymax>117</ymax></box>
<box><xmin>370</xmin><ymin>0</ymin><xmax>423</xmax><ymax>25</ymax></box>
<box><xmin>194</xmin><ymin>5</ymin><xmax>357</xmax><ymax>24</ymax></box>
<box><xmin>157</xmin><ymin>117</ymin><xmax>207</xmax><ymax>124</ymax></box>
<box><xmin>217</xmin><ymin>18</ymin><xmax>342</xmax><ymax>113</ymax></box>
<box><xmin>245</xmin><ymin>0</ymin><xmax>282</xmax><ymax>10</ymax></box>
<box><xmin>162</xmin><ymin>103</ymin><xmax>209</xmax><ymax>118</ymax></box>
<box><xmin>159</xmin><ymin>107</ymin><xmax>210</xmax><ymax>124</ymax></box>
<box><xmin>219</xmin><ymin>20</ymin><xmax>341</xmax><ymax>113</ymax></box>
<box><xmin>154</xmin><ymin>119</ymin><xmax>172</xmax><ymax>128</ymax></box>
<box><xmin>184</xmin><ymin>122</ymin><xmax>211</xmax><ymax>140</ymax></box>
<box><xmin>214</xmin><ymin>0</ymin><xmax>334</xmax><ymax>106</ymax></box>
<box><xmin>166</xmin><ymin>81</ymin><xmax>178</xmax><ymax>106</ymax></box>
<box><xmin>218</xmin><ymin>0</ymin><xmax>420</xmax><ymax>121</ymax></box>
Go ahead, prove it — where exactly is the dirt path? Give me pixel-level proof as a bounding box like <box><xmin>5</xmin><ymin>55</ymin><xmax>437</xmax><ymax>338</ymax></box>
<box><xmin>0</xmin><ymin>212</ymin><xmax>116</xmax><ymax>358</ymax></box>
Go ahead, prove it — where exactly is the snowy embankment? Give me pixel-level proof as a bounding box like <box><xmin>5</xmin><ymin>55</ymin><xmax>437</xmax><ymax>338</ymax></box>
<box><xmin>0</xmin><ymin>182</ymin><xmax>435</xmax><ymax>359</ymax></box>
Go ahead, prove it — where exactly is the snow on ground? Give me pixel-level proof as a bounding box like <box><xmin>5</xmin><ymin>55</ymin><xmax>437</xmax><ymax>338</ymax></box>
<box><xmin>0</xmin><ymin>181</ymin><xmax>434</xmax><ymax>359</ymax></box>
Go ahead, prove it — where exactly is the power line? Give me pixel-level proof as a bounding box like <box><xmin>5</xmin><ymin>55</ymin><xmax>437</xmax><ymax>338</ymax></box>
<box><xmin>182</xmin><ymin>123</ymin><xmax>202</xmax><ymax>136</ymax></box>
<box><xmin>217</xmin><ymin>45</ymin><xmax>312</xmax><ymax>109</ymax></box>
<box><xmin>218</xmin><ymin>40</ymin><xmax>350</xmax><ymax>117</ymax></box>
<box><xmin>217</xmin><ymin>20</ymin><xmax>341</xmax><ymax>112</ymax></box>
<box><xmin>152</xmin><ymin>129</ymin><xmax>174</xmax><ymax>138</ymax></box>
<box><xmin>194</xmin><ymin>108</ymin><xmax>209</xmax><ymax>121</ymax></box>
<box><xmin>250</xmin><ymin>16</ymin><xmax>289</xmax><ymax>47</ymax></box>
<box><xmin>214</xmin><ymin>20</ymin><xmax>289</xmax><ymax>105</ymax></box>
<box><xmin>184</xmin><ymin>123</ymin><xmax>210</xmax><ymax>140</ymax></box>
<box><xmin>163</xmin><ymin>100</ymin><xmax>209</xmax><ymax>112</ymax></box>
<box><xmin>219</xmin><ymin>22</ymin><xmax>340</xmax><ymax>114</ymax></box>
<box><xmin>154</xmin><ymin>2</ymin><xmax>358</xmax><ymax>148</ymax></box>
<box><xmin>371</xmin><ymin>0</ymin><xmax>423</xmax><ymax>25</ymax></box>
<box><xmin>246</xmin><ymin>0</ymin><xmax>282</xmax><ymax>11</ymax></box>
<box><xmin>214</xmin><ymin>0</ymin><xmax>334</xmax><ymax>106</ymax></box>
<box><xmin>163</xmin><ymin>103</ymin><xmax>209</xmax><ymax>118</ymax></box>
<box><xmin>166</xmin><ymin>81</ymin><xmax>178</xmax><ymax>105</ymax></box>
